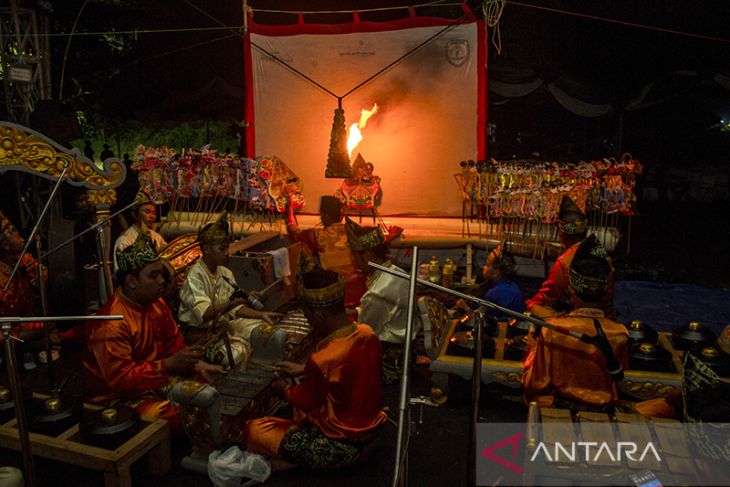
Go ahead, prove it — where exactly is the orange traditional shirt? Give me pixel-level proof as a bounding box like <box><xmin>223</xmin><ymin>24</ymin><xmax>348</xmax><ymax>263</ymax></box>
<box><xmin>83</xmin><ymin>289</ymin><xmax>187</xmax><ymax>404</ymax></box>
<box><xmin>526</xmin><ymin>242</ymin><xmax>616</xmax><ymax>316</ymax></box>
<box><xmin>522</xmin><ymin>308</ymin><xmax>629</xmax><ymax>407</ymax></box>
<box><xmin>284</xmin><ymin>323</ymin><xmax>387</xmax><ymax>441</ymax></box>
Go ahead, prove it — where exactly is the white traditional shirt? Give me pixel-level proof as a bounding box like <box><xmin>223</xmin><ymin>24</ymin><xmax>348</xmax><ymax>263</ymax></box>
<box><xmin>358</xmin><ymin>263</ymin><xmax>417</xmax><ymax>345</ymax></box>
<box><xmin>112</xmin><ymin>224</ymin><xmax>167</xmax><ymax>272</ymax></box>
<box><xmin>178</xmin><ymin>260</ymin><xmax>260</xmax><ymax>340</ymax></box>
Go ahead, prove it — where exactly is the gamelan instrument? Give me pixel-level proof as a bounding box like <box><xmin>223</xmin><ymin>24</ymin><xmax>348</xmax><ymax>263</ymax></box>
<box><xmin>172</xmin><ymin>307</ymin><xmax>316</xmax><ymax>453</ymax></box>
<box><xmin>158</xmin><ymin>233</ymin><xmax>202</xmax><ymax>293</ymax></box>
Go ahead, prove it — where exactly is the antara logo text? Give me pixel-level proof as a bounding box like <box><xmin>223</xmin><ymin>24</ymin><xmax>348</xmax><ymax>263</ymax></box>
<box><xmin>529</xmin><ymin>441</ymin><xmax>662</xmax><ymax>463</ymax></box>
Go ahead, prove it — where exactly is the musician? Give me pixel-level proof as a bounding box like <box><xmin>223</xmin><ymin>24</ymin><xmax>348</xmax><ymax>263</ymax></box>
<box><xmin>244</xmin><ymin>268</ymin><xmax>387</xmax><ymax>471</ymax></box>
<box><xmin>286</xmin><ymin>195</ymin><xmax>366</xmax><ymax>308</ymax></box>
<box><xmin>455</xmin><ymin>241</ymin><xmax>525</xmax><ymax>321</ymax></box>
<box><xmin>522</xmin><ymin>235</ymin><xmax>628</xmax><ymax>409</ymax></box>
<box><xmin>0</xmin><ymin>210</ymin><xmax>50</xmax><ymax>347</ymax></box>
<box><xmin>83</xmin><ymin>233</ymin><xmax>224</xmax><ymax>430</ymax></box>
<box><xmin>112</xmin><ymin>189</ymin><xmax>166</xmax><ymax>272</ymax></box>
<box><xmin>346</xmin><ymin>217</ymin><xmax>409</xmax><ymax>383</ymax></box>
<box><xmin>178</xmin><ymin>211</ymin><xmax>280</xmax><ymax>366</ymax></box>
<box><xmin>526</xmin><ymin>196</ymin><xmax>615</xmax><ymax>319</ymax></box>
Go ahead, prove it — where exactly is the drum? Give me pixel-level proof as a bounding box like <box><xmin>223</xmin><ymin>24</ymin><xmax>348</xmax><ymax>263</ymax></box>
<box><xmin>159</xmin><ymin>233</ymin><xmax>202</xmax><ymax>292</ymax></box>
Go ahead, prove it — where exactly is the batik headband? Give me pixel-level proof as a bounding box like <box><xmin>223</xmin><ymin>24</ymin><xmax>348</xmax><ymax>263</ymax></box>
<box><xmin>198</xmin><ymin>211</ymin><xmax>231</xmax><ymax>246</ymax></box>
<box><xmin>0</xmin><ymin>211</ymin><xmax>18</xmax><ymax>242</ymax></box>
<box><xmin>346</xmin><ymin>217</ymin><xmax>384</xmax><ymax>252</ymax></box>
<box><xmin>298</xmin><ymin>275</ymin><xmax>345</xmax><ymax>307</ymax></box>
<box><xmin>117</xmin><ymin>232</ymin><xmax>159</xmax><ymax>272</ymax></box>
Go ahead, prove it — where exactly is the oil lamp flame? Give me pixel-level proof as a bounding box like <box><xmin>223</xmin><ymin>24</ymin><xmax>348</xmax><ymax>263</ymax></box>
<box><xmin>347</xmin><ymin>103</ymin><xmax>378</xmax><ymax>158</ymax></box>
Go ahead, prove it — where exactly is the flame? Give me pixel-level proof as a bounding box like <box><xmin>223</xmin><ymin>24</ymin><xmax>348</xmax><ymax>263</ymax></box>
<box><xmin>347</xmin><ymin>103</ymin><xmax>378</xmax><ymax>158</ymax></box>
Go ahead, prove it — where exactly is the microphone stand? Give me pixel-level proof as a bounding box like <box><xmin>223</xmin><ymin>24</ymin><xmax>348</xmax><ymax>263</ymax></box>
<box><xmin>3</xmin><ymin>162</ymin><xmax>69</xmax><ymax>293</ymax></box>
<box><xmin>1</xmin><ymin>314</ymin><xmax>123</xmax><ymax>487</ymax></box>
<box><xmin>391</xmin><ymin>247</ymin><xmax>419</xmax><ymax>487</ymax></box>
<box><xmin>34</xmin><ymin>236</ymin><xmax>55</xmax><ymax>392</ymax></box>
<box><xmin>368</xmin><ymin>261</ymin><xmax>614</xmax><ymax>486</ymax></box>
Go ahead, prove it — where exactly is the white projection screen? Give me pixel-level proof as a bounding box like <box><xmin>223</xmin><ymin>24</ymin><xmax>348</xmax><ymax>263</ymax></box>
<box><xmin>245</xmin><ymin>12</ymin><xmax>486</xmax><ymax>216</ymax></box>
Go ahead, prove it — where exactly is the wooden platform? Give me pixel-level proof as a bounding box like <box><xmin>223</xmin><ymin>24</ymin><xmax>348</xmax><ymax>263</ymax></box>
<box><xmin>0</xmin><ymin>395</ymin><xmax>170</xmax><ymax>487</ymax></box>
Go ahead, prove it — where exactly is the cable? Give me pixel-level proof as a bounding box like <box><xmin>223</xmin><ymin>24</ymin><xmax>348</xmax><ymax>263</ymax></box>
<box><xmin>506</xmin><ymin>0</ymin><xmax>730</xmax><ymax>44</ymax></box>
<box><xmin>483</xmin><ymin>0</ymin><xmax>506</xmax><ymax>54</ymax></box>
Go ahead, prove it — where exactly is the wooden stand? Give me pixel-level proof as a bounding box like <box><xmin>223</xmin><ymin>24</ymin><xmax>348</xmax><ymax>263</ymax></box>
<box><xmin>0</xmin><ymin>396</ymin><xmax>170</xmax><ymax>487</ymax></box>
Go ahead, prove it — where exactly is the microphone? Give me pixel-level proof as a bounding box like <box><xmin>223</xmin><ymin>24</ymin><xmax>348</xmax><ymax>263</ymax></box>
<box><xmin>220</xmin><ymin>275</ymin><xmax>265</xmax><ymax>310</ymax></box>
<box><xmin>583</xmin><ymin>318</ymin><xmax>624</xmax><ymax>382</ymax></box>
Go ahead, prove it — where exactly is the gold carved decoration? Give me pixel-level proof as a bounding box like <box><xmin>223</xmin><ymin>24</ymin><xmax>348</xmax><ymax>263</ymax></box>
<box><xmin>87</xmin><ymin>189</ymin><xmax>117</xmax><ymax>207</ymax></box>
<box><xmin>619</xmin><ymin>380</ymin><xmax>676</xmax><ymax>400</ymax></box>
<box><xmin>0</xmin><ymin>122</ymin><xmax>125</xmax><ymax>189</ymax></box>
<box><xmin>492</xmin><ymin>370</ymin><xmax>524</xmax><ymax>386</ymax></box>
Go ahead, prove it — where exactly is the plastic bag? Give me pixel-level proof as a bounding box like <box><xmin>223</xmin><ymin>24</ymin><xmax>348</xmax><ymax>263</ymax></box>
<box><xmin>208</xmin><ymin>446</ymin><xmax>271</xmax><ymax>487</ymax></box>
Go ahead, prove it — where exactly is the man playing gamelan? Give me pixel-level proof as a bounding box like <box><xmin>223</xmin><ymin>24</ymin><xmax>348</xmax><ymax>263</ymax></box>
<box><xmin>522</xmin><ymin>235</ymin><xmax>628</xmax><ymax>409</ymax></box>
<box><xmin>346</xmin><ymin>217</ymin><xmax>409</xmax><ymax>383</ymax></box>
<box><xmin>178</xmin><ymin>211</ymin><xmax>280</xmax><ymax>366</ymax></box>
<box><xmin>83</xmin><ymin>233</ymin><xmax>224</xmax><ymax>430</ymax></box>
<box><xmin>113</xmin><ymin>189</ymin><xmax>167</xmax><ymax>272</ymax></box>
<box><xmin>526</xmin><ymin>195</ymin><xmax>615</xmax><ymax>319</ymax></box>
<box><xmin>244</xmin><ymin>268</ymin><xmax>387</xmax><ymax>471</ymax></box>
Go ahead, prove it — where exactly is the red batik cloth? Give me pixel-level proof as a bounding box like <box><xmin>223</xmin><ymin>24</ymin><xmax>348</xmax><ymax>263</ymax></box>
<box><xmin>245</xmin><ymin>324</ymin><xmax>387</xmax><ymax>459</ymax></box>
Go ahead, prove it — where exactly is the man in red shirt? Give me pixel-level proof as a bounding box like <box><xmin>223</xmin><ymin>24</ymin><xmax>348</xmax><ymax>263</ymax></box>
<box><xmin>245</xmin><ymin>268</ymin><xmax>387</xmax><ymax>471</ymax></box>
<box><xmin>83</xmin><ymin>233</ymin><xmax>223</xmax><ymax>430</ymax></box>
<box><xmin>527</xmin><ymin>196</ymin><xmax>615</xmax><ymax>319</ymax></box>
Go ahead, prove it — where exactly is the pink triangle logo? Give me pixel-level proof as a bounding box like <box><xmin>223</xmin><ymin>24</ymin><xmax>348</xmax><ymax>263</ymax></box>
<box><xmin>481</xmin><ymin>431</ymin><xmax>524</xmax><ymax>474</ymax></box>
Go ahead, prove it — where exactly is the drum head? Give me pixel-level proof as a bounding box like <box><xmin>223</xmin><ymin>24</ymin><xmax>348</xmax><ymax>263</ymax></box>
<box><xmin>159</xmin><ymin>234</ymin><xmax>202</xmax><ymax>291</ymax></box>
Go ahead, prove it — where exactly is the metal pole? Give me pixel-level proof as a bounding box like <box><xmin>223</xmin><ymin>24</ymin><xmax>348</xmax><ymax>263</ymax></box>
<box><xmin>0</xmin><ymin>314</ymin><xmax>121</xmax><ymax>487</ymax></box>
<box><xmin>2</xmin><ymin>325</ymin><xmax>35</xmax><ymax>487</ymax></box>
<box><xmin>4</xmin><ymin>162</ymin><xmax>69</xmax><ymax>292</ymax></box>
<box><xmin>468</xmin><ymin>311</ymin><xmax>485</xmax><ymax>486</ymax></box>
<box><xmin>34</xmin><ymin>235</ymin><xmax>54</xmax><ymax>391</ymax></box>
<box><xmin>367</xmin><ymin>262</ymin><xmax>588</xmax><ymax>341</ymax></box>
<box><xmin>391</xmin><ymin>246</ymin><xmax>419</xmax><ymax>487</ymax></box>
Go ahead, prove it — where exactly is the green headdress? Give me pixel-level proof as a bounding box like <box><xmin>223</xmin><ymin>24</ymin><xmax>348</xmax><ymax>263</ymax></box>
<box><xmin>198</xmin><ymin>211</ymin><xmax>231</xmax><ymax>246</ymax></box>
<box><xmin>558</xmin><ymin>195</ymin><xmax>589</xmax><ymax>235</ymax></box>
<box><xmin>345</xmin><ymin>217</ymin><xmax>385</xmax><ymax>252</ymax></box>
<box><xmin>0</xmin><ymin>210</ymin><xmax>18</xmax><ymax>242</ymax></box>
<box><xmin>569</xmin><ymin>235</ymin><xmax>610</xmax><ymax>297</ymax></box>
<box><xmin>117</xmin><ymin>232</ymin><xmax>159</xmax><ymax>273</ymax></box>
<box><xmin>298</xmin><ymin>268</ymin><xmax>344</xmax><ymax>308</ymax></box>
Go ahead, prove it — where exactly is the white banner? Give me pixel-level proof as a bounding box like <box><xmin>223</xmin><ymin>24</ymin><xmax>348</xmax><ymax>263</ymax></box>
<box><xmin>250</xmin><ymin>21</ymin><xmax>481</xmax><ymax>216</ymax></box>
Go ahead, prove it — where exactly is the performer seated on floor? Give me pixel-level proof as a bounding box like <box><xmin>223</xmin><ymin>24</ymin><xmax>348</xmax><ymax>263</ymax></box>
<box><xmin>526</xmin><ymin>195</ymin><xmax>615</xmax><ymax>320</ymax></box>
<box><xmin>245</xmin><ymin>268</ymin><xmax>387</xmax><ymax>472</ymax></box>
<box><xmin>346</xmin><ymin>217</ymin><xmax>408</xmax><ymax>384</ymax></box>
<box><xmin>112</xmin><ymin>189</ymin><xmax>167</xmax><ymax>272</ymax></box>
<box><xmin>0</xmin><ymin>210</ymin><xmax>54</xmax><ymax>351</ymax></box>
<box><xmin>178</xmin><ymin>211</ymin><xmax>281</xmax><ymax>366</ymax></box>
<box><xmin>286</xmin><ymin>195</ymin><xmax>366</xmax><ymax>309</ymax></box>
<box><xmin>522</xmin><ymin>235</ymin><xmax>628</xmax><ymax>409</ymax></box>
<box><xmin>83</xmin><ymin>233</ymin><xmax>224</xmax><ymax>431</ymax></box>
<box><xmin>455</xmin><ymin>240</ymin><xmax>525</xmax><ymax>322</ymax></box>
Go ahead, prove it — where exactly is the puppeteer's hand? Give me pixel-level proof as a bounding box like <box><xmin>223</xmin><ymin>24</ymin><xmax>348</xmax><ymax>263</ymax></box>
<box><xmin>274</xmin><ymin>360</ymin><xmax>305</xmax><ymax>378</ymax></box>
<box><xmin>195</xmin><ymin>361</ymin><xmax>226</xmax><ymax>383</ymax></box>
<box><xmin>164</xmin><ymin>346</ymin><xmax>203</xmax><ymax>373</ymax></box>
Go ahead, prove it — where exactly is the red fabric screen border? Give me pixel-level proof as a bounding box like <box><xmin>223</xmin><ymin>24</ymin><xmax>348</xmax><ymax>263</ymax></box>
<box><xmin>243</xmin><ymin>6</ymin><xmax>486</xmax><ymax>159</ymax></box>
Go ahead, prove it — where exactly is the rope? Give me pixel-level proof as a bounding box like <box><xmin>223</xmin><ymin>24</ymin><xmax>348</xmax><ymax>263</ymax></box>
<box><xmin>483</xmin><ymin>0</ymin><xmax>506</xmax><ymax>54</ymax></box>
